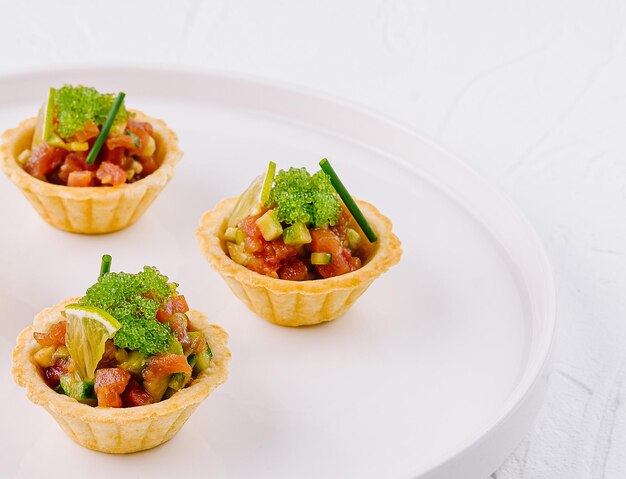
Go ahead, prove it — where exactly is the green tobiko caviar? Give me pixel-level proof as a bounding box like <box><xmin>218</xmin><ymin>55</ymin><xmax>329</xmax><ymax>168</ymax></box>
<box><xmin>81</xmin><ymin>267</ymin><xmax>177</xmax><ymax>356</ymax></box>
<box><xmin>268</xmin><ymin>167</ymin><xmax>342</xmax><ymax>227</ymax></box>
<box><xmin>54</xmin><ymin>85</ymin><xmax>129</xmax><ymax>139</ymax></box>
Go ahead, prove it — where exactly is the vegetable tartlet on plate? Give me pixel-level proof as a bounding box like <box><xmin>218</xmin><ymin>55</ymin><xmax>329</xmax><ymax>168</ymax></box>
<box><xmin>0</xmin><ymin>85</ymin><xmax>182</xmax><ymax>234</ymax></box>
<box><xmin>12</xmin><ymin>256</ymin><xmax>230</xmax><ymax>454</ymax></box>
<box><xmin>196</xmin><ymin>159</ymin><xmax>401</xmax><ymax>327</ymax></box>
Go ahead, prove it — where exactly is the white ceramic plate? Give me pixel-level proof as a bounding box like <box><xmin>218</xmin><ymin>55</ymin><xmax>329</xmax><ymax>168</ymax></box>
<box><xmin>0</xmin><ymin>67</ymin><xmax>555</xmax><ymax>479</ymax></box>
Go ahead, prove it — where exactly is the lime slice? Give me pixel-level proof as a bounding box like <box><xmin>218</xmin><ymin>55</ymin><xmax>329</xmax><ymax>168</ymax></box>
<box><xmin>228</xmin><ymin>161</ymin><xmax>276</xmax><ymax>228</ymax></box>
<box><xmin>32</xmin><ymin>87</ymin><xmax>56</xmax><ymax>148</ymax></box>
<box><xmin>64</xmin><ymin>304</ymin><xmax>121</xmax><ymax>381</ymax></box>
<box><xmin>260</xmin><ymin>160</ymin><xmax>276</xmax><ymax>204</ymax></box>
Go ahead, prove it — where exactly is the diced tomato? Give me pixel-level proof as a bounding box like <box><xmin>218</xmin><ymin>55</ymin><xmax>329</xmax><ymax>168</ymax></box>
<box><xmin>100</xmin><ymin>145</ymin><xmax>123</xmax><ymax>164</ymax></box>
<box><xmin>142</xmin><ymin>354</ymin><xmax>192</xmax><ymax>383</ymax></box>
<box><xmin>120</xmin><ymin>156</ymin><xmax>134</xmax><ymax>171</ymax></box>
<box><xmin>68</xmin><ymin>150</ymin><xmax>97</xmax><ymax>171</ymax></box>
<box><xmin>260</xmin><ymin>239</ymin><xmax>298</xmax><ymax>265</ymax></box>
<box><xmin>58</xmin><ymin>155</ymin><xmax>83</xmax><ymax>184</ymax></box>
<box><xmin>316</xmin><ymin>248</ymin><xmax>359</xmax><ymax>278</ymax></box>
<box><xmin>43</xmin><ymin>357</ymin><xmax>71</xmax><ymax>388</ymax></box>
<box><xmin>246</xmin><ymin>256</ymin><xmax>280</xmax><ymax>277</ymax></box>
<box><xmin>237</xmin><ymin>214</ymin><xmax>301</xmax><ymax>274</ymax></box>
<box><xmin>316</xmin><ymin>257</ymin><xmax>349</xmax><ymax>278</ymax></box>
<box><xmin>33</xmin><ymin>321</ymin><xmax>66</xmax><ymax>347</ymax></box>
<box><xmin>67</xmin><ymin>170</ymin><xmax>94</xmax><ymax>187</ymax></box>
<box><xmin>121</xmin><ymin>379</ymin><xmax>154</xmax><ymax>407</ymax></box>
<box><xmin>330</xmin><ymin>207</ymin><xmax>351</xmax><ymax>244</ymax></box>
<box><xmin>344</xmin><ymin>248</ymin><xmax>362</xmax><ymax>270</ymax></box>
<box><xmin>96</xmin><ymin>161</ymin><xmax>127</xmax><ymax>186</ymax></box>
<box><xmin>310</xmin><ymin>228</ymin><xmax>341</xmax><ymax>255</ymax></box>
<box><xmin>310</xmin><ymin>228</ymin><xmax>360</xmax><ymax>278</ymax></box>
<box><xmin>243</xmin><ymin>235</ymin><xmax>264</xmax><ymax>254</ymax></box>
<box><xmin>186</xmin><ymin>332</ymin><xmax>208</xmax><ymax>355</ymax></box>
<box><xmin>58</xmin><ymin>151</ymin><xmax>97</xmax><ymax>186</ymax></box>
<box><xmin>73</xmin><ymin>121</ymin><xmax>100</xmax><ymax>142</ymax></box>
<box><xmin>167</xmin><ymin>313</ymin><xmax>189</xmax><ymax>346</ymax></box>
<box><xmin>138</xmin><ymin>156</ymin><xmax>159</xmax><ymax>175</ymax></box>
<box><xmin>239</xmin><ymin>215</ymin><xmax>264</xmax><ymax>240</ymax></box>
<box><xmin>95</xmin><ymin>367</ymin><xmax>131</xmax><ymax>408</ymax></box>
<box><xmin>156</xmin><ymin>295</ymin><xmax>189</xmax><ymax>322</ymax></box>
<box><xmin>72</xmin><ymin>150</ymin><xmax>96</xmax><ymax>170</ymax></box>
<box><xmin>24</xmin><ymin>144</ymin><xmax>68</xmax><ymax>180</ymax></box>
<box><xmin>128</xmin><ymin>119</ymin><xmax>153</xmax><ymax>135</ymax></box>
<box><xmin>278</xmin><ymin>258</ymin><xmax>309</xmax><ymax>281</ymax></box>
<box><xmin>127</xmin><ymin>120</ymin><xmax>154</xmax><ymax>156</ymax></box>
<box><xmin>155</xmin><ymin>301</ymin><xmax>172</xmax><ymax>323</ymax></box>
<box><xmin>106</xmin><ymin>134</ymin><xmax>136</xmax><ymax>150</ymax></box>
<box><xmin>171</xmin><ymin>295</ymin><xmax>189</xmax><ymax>314</ymax></box>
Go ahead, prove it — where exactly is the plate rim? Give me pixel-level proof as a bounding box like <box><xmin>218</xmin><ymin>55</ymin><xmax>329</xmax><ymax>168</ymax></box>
<box><xmin>0</xmin><ymin>64</ymin><xmax>556</xmax><ymax>478</ymax></box>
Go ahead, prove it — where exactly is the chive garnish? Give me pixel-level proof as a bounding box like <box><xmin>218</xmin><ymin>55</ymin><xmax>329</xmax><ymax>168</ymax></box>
<box><xmin>319</xmin><ymin>158</ymin><xmax>378</xmax><ymax>242</ymax></box>
<box><xmin>85</xmin><ymin>92</ymin><xmax>126</xmax><ymax>165</ymax></box>
<box><xmin>99</xmin><ymin>254</ymin><xmax>112</xmax><ymax>277</ymax></box>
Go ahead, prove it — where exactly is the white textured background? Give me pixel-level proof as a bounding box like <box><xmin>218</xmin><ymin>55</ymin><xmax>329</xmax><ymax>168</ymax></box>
<box><xmin>2</xmin><ymin>1</ymin><xmax>625</xmax><ymax>477</ymax></box>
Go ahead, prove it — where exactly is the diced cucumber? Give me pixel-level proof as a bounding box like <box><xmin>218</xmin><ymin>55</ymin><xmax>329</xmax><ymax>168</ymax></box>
<box><xmin>187</xmin><ymin>331</ymin><xmax>203</xmax><ymax>343</ymax></box>
<box><xmin>283</xmin><ymin>222</ymin><xmax>312</xmax><ymax>246</ymax></box>
<box><xmin>17</xmin><ymin>149</ymin><xmax>31</xmax><ymax>166</ymax></box>
<box><xmin>47</xmin><ymin>134</ymin><xmax>66</xmax><ymax>149</ymax></box>
<box><xmin>235</xmin><ymin>229</ymin><xmax>246</xmax><ymax>245</ymax></box>
<box><xmin>168</xmin><ymin>372</ymin><xmax>188</xmax><ymax>391</ymax></box>
<box><xmin>256</xmin><ymin>209</ymin><xmax>283</xmax><ymax>241</ymax></box>
<box><xmin>144</xmin><ymin>375</ymin><xmax>170</xmax><ymax>402</ymax></box>
<box><xmin>187</xmin><ymin>353</ymin><xmax>198</xmax><ymax>369</ymax></box>
<box><xmin>163</xmin><ymin>387</ymin><xmax>178</xmax><ymax>400</ymax></box>
<box><xmin>224</xmin><ymin>227</ymin><xmax>239</xmax><ymax>242</ymax></box>
<box><xmin>193</xmin><ymin>345</ymin><xmax>213</xmax><ymax>374</ymax></box>
<box><xmin>115</xmin><ymin>348</ymin><xmax>129</xmax><ymax>364</ymax></box>
<box><xmin>227</xmin><ymin>242</ymin><xmax>251</xmax><ymax>266</ymax></box>
<box><xmin>167</xmin><ymin>337</ymin><xmax>184</xmax><ymax>355</ymax></box>
<box><xmin>33</xmin><ymin>346</ymin><xmax>56</xmax><ymax>368</ymax></box>
<box><xmin>59</xmin><ymin>375</ymin><xmax>95</xmax><ymax>403</ymax></box>
<box><xmin>68</xmin><ymin>141</ymin><xmax>89</xmax><ymax>152</ymax></box>
<box><xmin>346</xmin><ymin>228</ymin><xmax>361</xmax><ymax>251</ymax></box>
<box><xmin>51</xmin><ymin>346</ymin><xmax>70</xmax><ymax>363</ymax></box>
<box><xmin>311</xmin><ymin>252</ymin><xmax>332</xmax><ymax>265</ymax></box>
<box><xmin>121</xmin><ymin>350</ymin><xmax>146</xmax><ymax>375</ymax></box>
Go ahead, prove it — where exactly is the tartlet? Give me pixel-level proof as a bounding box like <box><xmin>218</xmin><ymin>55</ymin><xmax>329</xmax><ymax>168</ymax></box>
<box><xmin>196</xmin><ymin>192</ymin><xmax>402</xmax><ymax>327</ymax></box>
<box><xmin>0</xmin><ymin>98</ymin><xmax>182</xmax><ymax>234</ymax></box>
<box><xmin>13</xmin><ymin>299</ymin><xmax>229</xmax><ymax>453</ymax></box>
<box><xmin>12</xmin><ymin>261</ymin><xmax>230</xmax><ymax>454</ymax></box>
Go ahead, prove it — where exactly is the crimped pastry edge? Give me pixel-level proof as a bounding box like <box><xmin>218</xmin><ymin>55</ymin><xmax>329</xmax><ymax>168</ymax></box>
<box><xmin>195</xmin><ymin>197</ymin><xmax>402</xmax><ymax>295</ymax></box>
<box><xmin>12</xmin><ymin>298</ymin><xmax>230</xmax><ymax>426</ymax></box>
<box><xmin>0</xmin><ymin>110</ymin><xmax>182</xmax><ymax>233</ymax></box>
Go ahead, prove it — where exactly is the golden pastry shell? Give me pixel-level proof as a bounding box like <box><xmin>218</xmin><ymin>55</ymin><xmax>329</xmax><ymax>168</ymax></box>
<box><xmin>0</xmin><ymin>110</ymin><xmax>182</xmax><ymax>234</ymax></box>
<box><xmin>196</xmin><ymin>197</ymin><xmax>402</xmax><ymax>326</ymax></box>
<box><xmin>12</xmin><ymin>298</ymin><xmax>230</xmax><ymax>454</ymax></box>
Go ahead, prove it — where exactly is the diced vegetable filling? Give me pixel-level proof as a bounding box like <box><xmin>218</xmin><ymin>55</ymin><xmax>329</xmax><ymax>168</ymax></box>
<box><xmin>21</xmin><ymin>85</ymin><xmax>160</xmax><ymax>187</ymax></box>
<box><xmin>223</xmin><ymin>164</ymin><xmax>372</xmax><ymax>280</ymax></box>
<box><xmin>228</xmin><ymin>205</ymin><xmax>364</xmax><ymax>280</ymax></box>
<box><xmin>31</xmin><ymin>267</ymin><xmax>214</xmax><ymax>408</ymax></box>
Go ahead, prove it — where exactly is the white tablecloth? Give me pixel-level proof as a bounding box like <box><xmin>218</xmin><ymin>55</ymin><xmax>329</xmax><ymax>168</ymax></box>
<box><xmin>2</xmin><ymin>1</ymin><xmax>624</xmax><ymax>477</ymax></box>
